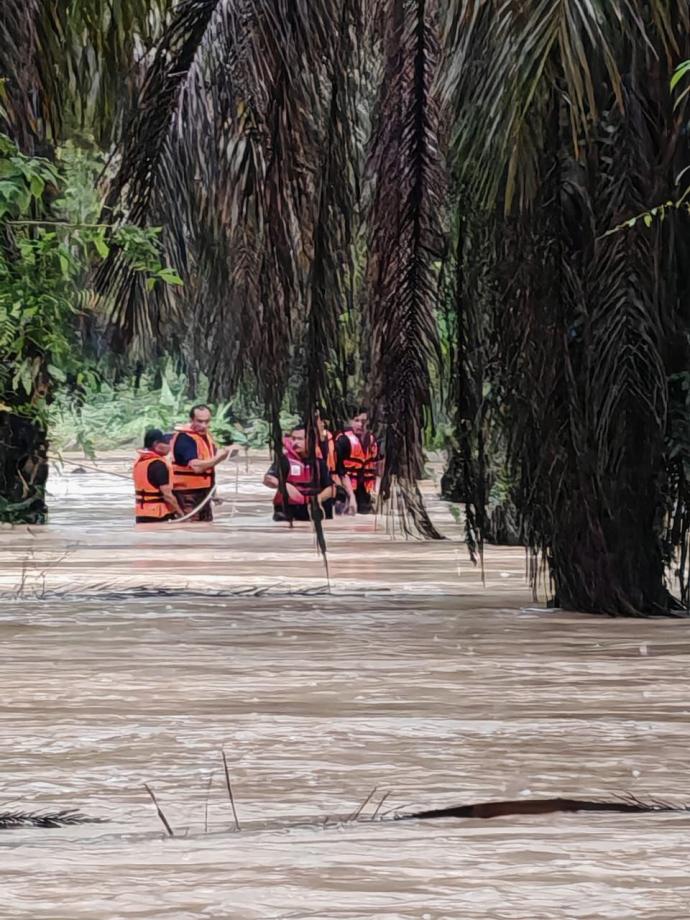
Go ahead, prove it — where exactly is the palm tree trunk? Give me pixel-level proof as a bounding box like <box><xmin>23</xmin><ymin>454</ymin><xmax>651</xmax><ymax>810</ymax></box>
<box><xmin>0</xmin><ymin>411</ymin><xmax>49</xmax><ymax>524</ymax></box>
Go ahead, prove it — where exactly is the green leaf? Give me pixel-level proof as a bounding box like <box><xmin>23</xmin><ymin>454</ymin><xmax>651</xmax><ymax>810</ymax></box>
<box><xmin>47</xmin><ymin>364</ymin><xmax>67</xmax><ymax>382</ymax></box>
<box><xmin>30</xmin><ymin>175</ymin><xmax>45</xmax><ymax>198</ymax></box>
<box><xmin>157</xmin><ymin>267</ymin><xmax>183</xmax><ymax>286</ymax></box>
<box><xmin>12</xmin><ymin>358</ymin><xmax>35</xmax><ymax>396</ymax></box>
<box><xmin>670</xmin><ymin>60</ymin><xmax>690</xmax><ymax>91</ymax></box>
<box><xmin>93</xmin><ymin>236</ymin><xmax>109</xmax><ymax>259</ymax></box>
<box><xmin>0</xmin><ymin>179</ymin><xmax>18</xmax><ymax>200</ymax></box>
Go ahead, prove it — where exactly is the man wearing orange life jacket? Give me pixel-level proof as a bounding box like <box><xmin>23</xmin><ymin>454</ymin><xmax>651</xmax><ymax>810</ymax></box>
<box><xmin>263</xmin><ymin>423</ymin><xmax>335</xmax><ymax>522</ymax></box>
<box><xmin>133</xmin><ymin>429</ymin><xmax>182</xmax><ymax>523</ymax></box>
<box><xmin>335</xmin><ymin>405</ymin><xmax>381</xmax><ymax>515</ymax></box>
<box><xmin>171</xmin><ymin>404</ymin><xmax>232</xmax><ymax>522</ymax></box>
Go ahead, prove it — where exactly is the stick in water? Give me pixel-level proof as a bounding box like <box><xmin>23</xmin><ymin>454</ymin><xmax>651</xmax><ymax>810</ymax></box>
<box><xmin>204</xmin><ymin>770</ymin><xmax>215</xmax><ymax>833</ymax></box>
<box><xmin>370</xmin><ymin>790</ymin><xmax>391</xmax><ymax>821</ymax></box>
<box><xmin>144</xmin><ymin>783</ymin><xmax>174</xmax><ymax>837</ymax></box>
<box><xmin>348</xmin><ymin>786</ymin><xmax>378</xmax><ymax>822</ymax></box>
<box><xmin>221</xmin><ymin>750</ymin><xmax>241</xmax><ymax>831</ymax></box>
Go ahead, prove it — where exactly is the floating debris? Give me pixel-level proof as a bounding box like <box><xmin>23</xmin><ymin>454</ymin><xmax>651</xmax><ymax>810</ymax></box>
<box><xmin>0</xmin><ymin>809</ymin><xmax>105</xmax><ymax>829</ymax></box>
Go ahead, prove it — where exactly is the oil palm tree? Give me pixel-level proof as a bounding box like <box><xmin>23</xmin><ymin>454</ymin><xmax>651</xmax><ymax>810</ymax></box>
<box><xmin>99</xmin><ymin>0</ymin><xmax>446</xmax><ymax>536</ymax></box>
<box><xmin>441</xmin><ymin>0</ymin><xmax>690</xmax><ymax>613</ymax></box>
<box><xmin>4</xmin><ymin>0</ymin><xmax>689</xmax><ymax>616</ymax></box>
<box><xmin>0</xmin><ymin>0</ymin><xmax>171</xmax><ymax>150</ymax></box>
<box><xmin>0</xmin><ymin>0</ymin><xmax>170</xmax><ymax>521</ymax></box>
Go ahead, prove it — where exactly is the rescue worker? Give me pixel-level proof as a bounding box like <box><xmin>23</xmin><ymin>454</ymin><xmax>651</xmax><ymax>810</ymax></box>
<box><xmin>133</xmin><ymin>429</ymin><xmax>182</xmax><ymax>523</ymax></box>
<box><xmin>171</xmin><ymin>404</ymin><xmax>232</xmax><ymax>522</ymax></box>
<box><xmin>263</xmin><ymin>423</ymin><xmax>335</xmax><ymax>522</ymax></box>
<box><xmin>335</xmin><ymin>405</ymin><xmax>380</xmax><ymax>515</ymax></box>
<box><xmin>315</xmin><ymin>406</ymin><xmax>338</xmax><ymax>477</ymax></box>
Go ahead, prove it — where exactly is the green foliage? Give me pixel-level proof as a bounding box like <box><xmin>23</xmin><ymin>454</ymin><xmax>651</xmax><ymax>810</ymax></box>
<box><xmin>0</xmin><ymin>133</ymin><xmax>183</xmax><ymax>522</ymax></box>
<box><xmin>50</xmin><ymin>365</ymin><xmax>298</xmax><ymax>455</ymax></box>
<box><xmin>0</xmin><ymin>134</ymin><xmax>182</xmax><ymax>423</ymax></box>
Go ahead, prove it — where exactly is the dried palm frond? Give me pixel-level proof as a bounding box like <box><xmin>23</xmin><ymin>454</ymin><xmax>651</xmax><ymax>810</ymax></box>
<box><xmin>99</xmin><ymin>1</ymin><xmax>339</xmax><ymax>393</ymax></box>
<box><xmin>0</xmin><ymin>809</ymin><xmax>104</xmax><ymax>828</ymax></box>
<box><xmin>302</xmin><ymin>0</ymin><xmax>364</xmax><ymax>422</ymax></box>
<box><xmin>365</xmin><ymin>0</ymin><xmax>447</xmax><ymax>538</ymax></box>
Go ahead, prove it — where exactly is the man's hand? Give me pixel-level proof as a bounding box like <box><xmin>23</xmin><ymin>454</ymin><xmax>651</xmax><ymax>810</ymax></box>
<box><xmin>347</xmin><ymin>495</ymin><xmax>357</xmax><ymax>516</ymax></box>
<box><xmin>286</xmin><ymin>483</ymin><xmax>306</xmax><ymax>504</ymax></box>
<box><xmin>216</xmin><ymin>446</ymin><xmax>232</xmax><ymax>462</ymax></box>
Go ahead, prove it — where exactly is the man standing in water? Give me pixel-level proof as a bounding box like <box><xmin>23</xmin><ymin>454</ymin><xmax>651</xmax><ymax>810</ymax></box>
<box><xmin>264</xmin><ymin>422</ymin><xmax>335</xmax><ymax>522</ymax></box>
<box><xmin>335</xmin><ymin>406</ymin><xmax>381</xmax><ymax>515</ymax></box>
<box><xmin>133</xmin><ymin>429</ymin><xmax>182</xmax><ymax>523</ymax></box>
<box><xmin>171</xmin><ymin>405</ymin><xmax>232</xmax><ymax>522</ymax></box>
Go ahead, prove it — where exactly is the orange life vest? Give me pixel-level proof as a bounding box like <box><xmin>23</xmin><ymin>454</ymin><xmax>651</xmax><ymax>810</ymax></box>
<box><xmin>171</xmin><ymin>426</ymin><xmax>217</xmax><ymax>492</ymax></box>
<box><xmin>273</xmin><ymin>443</ymin><xmax>326</xmax><ymax>506</ymax></box>
<box><xmin>338</xmin><ymin>429</ymin><xmax>378</xmax><ymax>493</ymax></box>
<box><xmin>316</xmin><ymin>430</ymin><xmax>336</xmax><ymax>472</ymax></box>
<box><xmin>133</xmin><ymin>451</ymin><xmax>171</xmax><ymax>520</ymax></box>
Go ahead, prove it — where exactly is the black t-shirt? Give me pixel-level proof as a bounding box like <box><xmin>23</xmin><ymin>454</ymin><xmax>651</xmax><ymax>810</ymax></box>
<box><xmin>147</xmin><ymin>459</ymin><xmax>170</xmax><ymax>489</ymax></box>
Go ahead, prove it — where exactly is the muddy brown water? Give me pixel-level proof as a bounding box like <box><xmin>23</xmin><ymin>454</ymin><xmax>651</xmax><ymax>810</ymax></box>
<box><xmin>2</xmin><ymin>453</ymin><xmax>690</xmax><ymax>918</ymax></box>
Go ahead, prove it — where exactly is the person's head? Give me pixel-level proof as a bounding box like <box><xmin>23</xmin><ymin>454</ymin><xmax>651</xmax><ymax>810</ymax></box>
<box><xmin>349</xmin><ymin>405</ymin><xmax>369</xmax><ymax>436</ymax></box>
<box><xmin>314</xmin><ymin>405</ymin><xmax>329</xmax><ymax>436</ymax></box>
<box><xmin>189</xmin><ymin>404</ymin><xmax>212</xmax><ymax>435</ymax></box>
<box><xmin>289</xmin><ymin>424</ymin><xmax>307</xmax><ymax>457</ymax></box>
<box><xmin>144</xmin><ymin>428</ymin><xmax>172</xmax><ymax>456</ymax></box>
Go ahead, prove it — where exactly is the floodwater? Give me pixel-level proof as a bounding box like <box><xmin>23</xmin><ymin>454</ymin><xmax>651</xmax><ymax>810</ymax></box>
<box><xmin>2</xmin><ymin>453</ymin><xmax>690</xmax><ymax>918</ymax></box>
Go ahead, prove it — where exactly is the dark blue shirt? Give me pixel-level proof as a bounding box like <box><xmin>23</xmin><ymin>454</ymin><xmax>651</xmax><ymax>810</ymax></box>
<box><xmin>173</xmin><ymin>432</ymin><xmax>200</xmax><ymax>466</ymax></box>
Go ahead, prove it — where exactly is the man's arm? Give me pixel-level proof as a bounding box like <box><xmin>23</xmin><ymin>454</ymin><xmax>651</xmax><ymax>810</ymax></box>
<box><xmin>148</xmin><ymin>460</ymin><xmax>182</xmax><ymax>517</ymax></box>
<box><xmin>161</xmin><ymin>483</ymin><xmax>183</xmax><ymax>517</ymax></box>
<box><xmin>317</xmin><ymin>483</ymin><xmax>336</xmax><ymax>504</ymax></box>
<box><xmin>263</xmin><ymin>462</ymin><xmax>304</xmax><ymax>503</ymax></box>
<box><xmin>175</xmin><ymin>432</ymin><xmax>234</xmax><ymax>473</ymax></box>
<box><xmin>190</xmin><ymin>447</ymin><xmax>231</xmax><ymax>473</ymax></box>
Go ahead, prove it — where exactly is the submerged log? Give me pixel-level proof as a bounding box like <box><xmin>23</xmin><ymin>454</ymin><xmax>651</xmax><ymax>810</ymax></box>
<box><xmin>403</xmin><ymin>797</ymin><xmax>687</xmax><ymax>821</ymax></box>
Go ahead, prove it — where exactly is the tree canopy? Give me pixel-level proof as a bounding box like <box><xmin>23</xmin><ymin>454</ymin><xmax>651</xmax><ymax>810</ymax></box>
<box><xmin>1</xmin><ymin>0</ymin><xmax>689</xmax><ymax>614</ymax></box>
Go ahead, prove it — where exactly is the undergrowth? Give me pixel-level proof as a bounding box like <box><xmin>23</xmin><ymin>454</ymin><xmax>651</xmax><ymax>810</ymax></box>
<box><xmin>49</xmin><ymin>365</ymin><xmax>299</xmax><ymax>456</ymax></box>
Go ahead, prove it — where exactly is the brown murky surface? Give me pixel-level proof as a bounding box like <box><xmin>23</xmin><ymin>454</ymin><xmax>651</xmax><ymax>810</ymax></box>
<box><xmin>2</xmin><ymin>454</ymin><xmax>690</xmax><ymax>918</ymax></box>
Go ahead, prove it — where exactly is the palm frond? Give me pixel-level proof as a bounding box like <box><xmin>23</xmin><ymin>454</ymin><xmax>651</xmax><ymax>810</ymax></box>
<box><xmin>101</xmin><ymin>0</ymin><xmax>341</xmax><ymax>399</ymax></box>
<box><xmin>447</xmin><ymin>2</ymin><xmax>690</xmax><ymax>613</ymax></box>
<box><xmin>301</xmin><ymin>0</ymin><xmax>364</xmax><ymax>426</ymax></box>
<box><xmin>440</xmin><ymin>0</ymin><xmax>690</xmax><ymax>209</ymax></box>
<box><xmin>366</xmin><ymin>0</ymin><xmax>447</xmax><ymax>538</ymax></box>
<box><xmin>0</xmin><ymin>0</ymin><xmax>42</xmax><ymax>149</ymax></box>
<box><xmin>0</xmin><ymin>0</ymin><xmax>171</xmax><ymax>149</ymax></box>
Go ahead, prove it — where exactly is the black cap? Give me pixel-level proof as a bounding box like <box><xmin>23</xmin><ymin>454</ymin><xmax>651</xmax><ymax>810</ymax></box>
<box><xmin>144</xmin><ymin>428</ymin><xmax>173</xmax><ymax>449</ymax></box>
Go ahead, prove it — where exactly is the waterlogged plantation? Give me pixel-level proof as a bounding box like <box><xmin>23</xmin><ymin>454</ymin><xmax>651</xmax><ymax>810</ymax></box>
<box><xmin>4</xmin><ymin>460</ymin><xmax>690</xmax><ymax>918</ymax></box>
<box><xmin>2</xmin><ymin>2</ymin><xmax>690</xmax><ymax>918</ymax></box>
